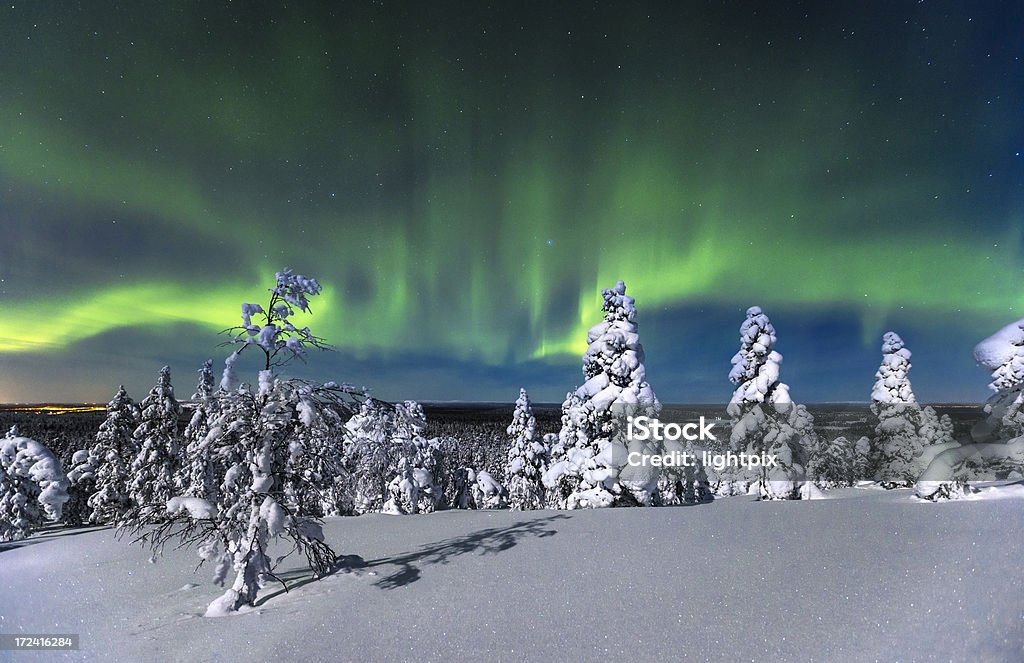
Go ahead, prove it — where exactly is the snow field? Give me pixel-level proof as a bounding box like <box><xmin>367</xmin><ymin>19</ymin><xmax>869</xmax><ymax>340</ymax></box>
<box><xmin>2</xmin><ymin>486</ymin><xmax>1022</xmax><ymax>662</ymax></box>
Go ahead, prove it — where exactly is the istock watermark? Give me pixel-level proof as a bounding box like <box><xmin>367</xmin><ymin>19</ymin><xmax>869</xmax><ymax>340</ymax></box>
<box><xmin>626</xmin><ymin>415</ymin><xmax>717</xmax><ymax>442</ymax></box>
<box><xmin>622</xmin><ymin>415</ymin><xmax>778</xmax><ymax>471</ymax></box>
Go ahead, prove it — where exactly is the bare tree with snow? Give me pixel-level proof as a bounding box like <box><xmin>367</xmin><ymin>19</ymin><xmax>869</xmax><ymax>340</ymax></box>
<box><xmin>223</xmin><ymin>269</ymin><xmax>330</xmax><ymax>371</ymax></box>
<box><xmin>124</xmin><ymin>269</ymin><xmax>364</xmax><ymax>616</ymax></box>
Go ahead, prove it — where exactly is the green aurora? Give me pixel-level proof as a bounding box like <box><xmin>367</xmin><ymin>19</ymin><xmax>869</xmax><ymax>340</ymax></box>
<box><xmin>1</xmin><ymin>2</ymin><xmax>1021</xmax><ymax>402</ymax></box>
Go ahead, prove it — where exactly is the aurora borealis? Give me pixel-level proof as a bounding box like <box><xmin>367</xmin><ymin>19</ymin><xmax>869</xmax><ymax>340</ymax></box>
<box><xmin>1</xmin><ymin>2</ymin><xmax>1022</xmax><ymax>403</ymax></box>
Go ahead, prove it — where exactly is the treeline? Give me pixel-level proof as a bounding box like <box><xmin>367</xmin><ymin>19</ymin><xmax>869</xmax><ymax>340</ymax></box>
<box><xmin>4</xmin><ymin>270</ymin><xmax>1024</xmax><ymax>613</ymax></box>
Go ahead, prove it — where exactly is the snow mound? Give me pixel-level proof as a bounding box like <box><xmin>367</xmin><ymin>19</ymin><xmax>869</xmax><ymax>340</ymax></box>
<box><xmin>964</xmin><ymin>482</ymin><xmax>1024</xmax><ymax>500</ymax></box>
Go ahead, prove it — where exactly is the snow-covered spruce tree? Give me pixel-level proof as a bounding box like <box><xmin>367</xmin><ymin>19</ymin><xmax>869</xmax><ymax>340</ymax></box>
<box><xmin>504</xmin><ymin>388</ymin><xmax>549</xmax><ymax>510</ymax></box>
<box><xmin>183</xmin><ymin>359</ymin><xmax>219</xmax><ymax>501</ymax></box>
<box><xmin>65</xmin><ymin>450</ymin><xmax>96</xmax><ymax>527</ymax></box>
<box><xmin>919</xmin><ymin>406</ymin><xmax>955</xmax><ymax>449</ymax></box>
<box><xmin>0</xmin><ymin>436</ymin><xmax>70</xmax><ymax>542</ymax></box>
<box><xmin>871</xmin><ymin>332</ymin><xmax>916</xmax><ymax>405</ymax></box>
<box><xmin>542</xmin><ymin>391</ymin><xmax>584</xmax><ymax>508</ymax></box>
<box><xmin>870</xmin><ymin>332</ymin><xmax>953</xmax><ymax>487</ymax></box>
<box><xmin>67</xmin><ymin>385</ymin><xmax>140</xmax><ymax>525</ymax></box>
<box><xmin>914</xmin><ymin>319</ymin><xmax>1024</xmax><ymax>500</ymax></box>
<box><xmin>852</xmin><ymin>436</ymin><xmax>872</xmax><ymax>484</ymax></box>
<box><xmin>125</xmin><ymin>269</ymin><xmax>363</xmax><ymax>616</ymax></box>
<box><xmin>126</xmin><ymin>366</ymin><xmax>183</xmax><ymax>522</ymax></box>
<box><xmin>726</xmin><ymin>306</ymin><xmax>816</xmax><ymax>500</ymax></box>
<box><xmin>543</xmin><ymin>280</ymin><xmax>661</xmax><ymax>508</ymax></box>
<box><xmin>287</xmin><ymin>395</ymin><xmax>349</xmax><ymax>517</ymax></box>
<box><xmin>382</xmin><ymin>401</ymin><xmax>444</xmax><ymax>515</ymax></box>
<box><xmin>450</xmin><ymin>466</ymin><xmax>478</xmax><ymax>509</ymax></box>
<box><xmin>870</xmin><ymin>332</ymin><xmax>920</xmax><ymax>487</ymax></box>
<box><xmin>344</xmin><ymin>398</ymin><xmax>397</xmax><ymax>513</ymax></box>
<box><xmin>972</xmin><ymin>318</ymin><xmax>1024</xmax><ymax>442</ymax></box>
<box><xmin>473</xmin><ymin>470</ymin><xmax>508</xmax><ymax>509</ymax></box>
<box><xmin>657</xmin><ymin>443</ymin><xmax>713</xmax><ymax>506</ymax></box>
<box><xmin>809</xmin><ymin>436</ymin><xmax>854</xmax><ymax>489</ymax></box>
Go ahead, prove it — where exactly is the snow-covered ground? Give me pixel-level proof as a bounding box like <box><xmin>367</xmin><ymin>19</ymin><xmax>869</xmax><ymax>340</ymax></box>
<box><xmin>2</xmin><ymin>486</ymin><xmax>1022</xmax><ymax>662</ymax></box>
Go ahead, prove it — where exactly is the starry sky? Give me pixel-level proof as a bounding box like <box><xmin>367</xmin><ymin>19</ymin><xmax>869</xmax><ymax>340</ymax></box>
<box><xmin>1</xmin><ymin>1</ymin><xmax>1022</xmax><ymax>404</ymax></box>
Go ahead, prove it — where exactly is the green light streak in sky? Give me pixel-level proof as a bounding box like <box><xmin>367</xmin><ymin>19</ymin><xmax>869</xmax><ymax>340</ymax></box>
<box><xmin>1</xmin><ymin>280</ymin><xmax>330</xmax><ymax>355</ymax></box>
<box><xmin>0</xmin><ymin>105</ymin><xmax>232</xmax><ymax>240</ymax></box>
<box><xmin>2</xmin><ymin>2</ymin><xmax>1021</xmax><ymax>384</ymax></box>
<box><xmin>3</xmin><ymin>108</ymin><xmax>1022</xmax><ymax>365</ymax></box>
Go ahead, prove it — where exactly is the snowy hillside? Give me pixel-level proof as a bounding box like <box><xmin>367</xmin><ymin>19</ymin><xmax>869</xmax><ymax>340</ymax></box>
<box><xmin>2</xmin><ymin>487</ymin><xmax>1022</xmax><ymax>662</ymax></box>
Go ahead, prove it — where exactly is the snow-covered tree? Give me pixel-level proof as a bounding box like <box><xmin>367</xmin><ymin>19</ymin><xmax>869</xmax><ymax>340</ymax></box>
<box><xmin>504</xmin><ymin>388</ymin><xmax>548</xmax><ymax>510</ymax></box>
<box><xmin>657</xmin><ymin>445</ymin><xmax>713</xmax><ymax>506</ymax></box>
<box><xmin>729</xmin><ymin>306</ymin><xmax>790</xmax><ymax>406</ymax></box>
<box><xmin>197</xmin><ymin>374</ymin><xmax>359</xmax><ymax>614</ymax></box>
<box><xmin>125</xmin><ymin>269</ymin><xmax>360</xmax><ymax>616</ymax></box>
<box><xmin>344</xmin><ymin>399</ymin><xmax>444</xmax><ymax>515</ymax></box>
<box><xmin>64</xmin><ymin>448</ymin><xmax>95</xmax><ymax>526</ymax></box>
<box><xmin>68</xmin><ymin>385</ymin><xmax>140</xmax><ymax>525</ymax></box>
<box><xmin>919</xmin><ymin>406</ymin><xmax>955</xmax><ymax>450</ymax></box>
<box><xmin>726</xmin><ymin>306</ymin><xmax>816</xmax><ymax>500</ymax></box>
<box><xmin>345</xmin><ymin>398</ymin><xmax>398</xmax><ymax>513</ymax></box>
<box><xmin>545</xmin><ymin>281</ymin><xmax>661</xmax><ymax>508</ymax></box>
<box><xmin>286</xmin><ymin>395</ymin><xmax>349</xmax><ymax>517</ymax></box>
<box><xmin>852</xmin><ymin>436</ymin><xmax>872</xmax><ymax>483</ymax></box>
<box><xmin>543</xmin><ymin>392</ymin><xmax>585</xmax><ymax>508</ymax></box>
<box><xmin>870</xmin><ymin>332</ymin><xmax>954</xmax><ymax>487</ymax></box>
<box><xmin>0</xmin><ymin>436</ymin><xmax>70</xmax><ymax>541</ymax></box>
<box><xmin>972</xmin><ymin>318</ymin><xmax>1024</xmax><ymax>442</ymax></box>
<box><xmin>449</xmin><ymin>466</ymin><xmax>478</xmax><ymax>509</ymax></box>
<box><xmin>472</xmin><ymin>470</ymin><xmax>508</xmax><ymax>509</ymax></box>
<box><xmin>127</xmin><ymin>366</ymin><xmax>183</xmax><ymax>521</ymax></box>
<box><xmin>915</xmin><ymin>319</ymin><xmax>1024</xmax><ymax>499</ymax></box>
<box><xmin>382</xmin><ymin>401</ymin><xmax>444</xmax><ymax>515</ymax></box>
<box><xmin>871</xmin><ymin>332</ymin><xmax>916</xmax><ymax>405</ymax></box>
<box><xmin>224</xmin><ymin>269</ymin><xmax>329</xmax><ymax>371</ymax></box>
<box><xmin>183</xmin><ymin>360</ymin><xmax>219</xmax><ymax>501</ymax></box>
<box><xmin>809</xmin><ymin>436</ymin><xmax>854</xmax><ymax>489</ymax></box>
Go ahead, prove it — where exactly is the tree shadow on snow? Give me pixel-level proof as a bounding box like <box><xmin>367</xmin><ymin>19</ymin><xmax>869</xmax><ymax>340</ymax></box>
<box><xmin>253</xmin><ymin>554</ymin><xmax>369</xmax><ymax>606</ymax></box>
<box><xmin>254</xmin><ymin>514</ymin><xmax>568</xmax><ymax>604</ymax></box>
<box><xmin>362</xmin><ymin>514</ymin><xmax>569</xmax><ymax>590</ymax></box>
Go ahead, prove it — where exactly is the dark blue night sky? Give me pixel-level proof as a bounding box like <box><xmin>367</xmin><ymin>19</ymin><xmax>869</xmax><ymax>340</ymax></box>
<box><xmin>1</xmin><ymin>2</ymin><xmax>1022</xmax><ymax>404</ymax></box>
